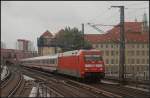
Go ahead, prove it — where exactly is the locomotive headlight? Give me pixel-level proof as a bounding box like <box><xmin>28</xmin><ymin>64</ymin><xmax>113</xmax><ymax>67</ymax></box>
<box><xmin>95</xmin><ymin>64</ymin><xmax>103</xmax><ymax>67</ymax></box>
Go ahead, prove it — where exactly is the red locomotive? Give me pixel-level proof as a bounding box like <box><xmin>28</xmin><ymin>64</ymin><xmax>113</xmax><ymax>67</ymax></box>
<box><xmin>20</xmin><ymin>49</ymin><xmax>105</xmax><ymax>80</ymax></box>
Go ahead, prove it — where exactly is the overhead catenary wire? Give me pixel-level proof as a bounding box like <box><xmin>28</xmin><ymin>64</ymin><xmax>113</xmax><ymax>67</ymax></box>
<box><xmin>125</xmin><ymin>7</ymin><xmax>149</xmax><ymax>10</ymax></box>
<box><xmin>125</xmin><ymin>1</ymin><xmax>148</xmax><ymax>6</ymax></box>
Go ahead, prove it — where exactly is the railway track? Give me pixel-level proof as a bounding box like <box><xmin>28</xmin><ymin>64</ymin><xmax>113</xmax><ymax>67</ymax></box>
<box><xmin>1</xmin><ymin>66</ymin><xmax>25</xmax><ymax>97</ymax></box>
<box><xmin>21</xmin><ymin>66</ymin><xmax>149</xmax><ymax>98</ymax></box>
<box><xmin>21</xmin><ymin>66</ymin><xmax>123</xmax><ymax>97</ymax></box>
<box><xmin>1</xmin><ymin>66</ymin><xmax>10</xmax><ymax>83</ymax></box>
<box><xmin>22</xmin><ymin>69</ymin><xmax>107</xmax><ymax>97</ymax></box>
<box><xmin>91</xmin><ymin>83</ymin><xmax>149</xmax><ymax>98</ymax></box>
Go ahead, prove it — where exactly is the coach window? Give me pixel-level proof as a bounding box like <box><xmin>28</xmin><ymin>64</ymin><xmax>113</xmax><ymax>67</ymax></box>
<box><xmin>45</xmin><ymin>59</ymin><xmax>47</xmax><ymax>64</ymax></box>
<box><xmin>46</xmin><ymin>59</ymin><xmax>48</xmax><ymax>64</ymax></box>
<box><xmin>51</xmin><ymin>59</ymin><xmax>53</xmax><ymax>64</ymax></box>
<box><xmin>50</xmin><ymin>59</ymin><xmax>52</xmax><ymax>64</ymax></box>
<box><xmin>53</xmin><ymin>59</ymin><xmax>55</xmax><ymax>64</ymax></box>
<box><xmin>49</xmin><ymin>59</ymin><xmax>52</xmax><ymax>64</ymax></box>
<box><xmin>45</xmin><ymin>60</ymin><xmax>47</xmax><ymax>64</ymax></box>
<box><xmin>43</xmin><ymin>60</ymin><xmax>45</xmax><ymax>64</ymax></box>
<box><xmin>45</xmin><ymin>60</ymin><xmax>48</xmax><ymax>64</ymax></box>
<box><xmin>42</xmin><ymin>60</ymin><xmax>44</xmax><ymax>64</ymax></box>
<box><xmin>54</xmin><ymin>59</ymin><xmax>56</xmax><ymax>64</ymax></box>
<box><xmin>48</xmin><ymin>59</ymin><xmax>50</xmax><ymax>64</ymax></box>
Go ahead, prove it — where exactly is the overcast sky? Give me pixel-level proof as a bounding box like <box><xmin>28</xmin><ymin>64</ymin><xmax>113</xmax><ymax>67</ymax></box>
<box><xmin>1</xmin><ymin>1</ymin><xmax>149</xmax><ymax>50</ymax></box>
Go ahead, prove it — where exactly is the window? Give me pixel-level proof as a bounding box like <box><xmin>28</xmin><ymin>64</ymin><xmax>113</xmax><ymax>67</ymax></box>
<box><xmin>137</xmin><ymin>44</ymin><xmax>139</xmax><ymax>48</ymax></box>
<box><xmin>93</xmin><ymin>44</ymin><xmax>96</xmax><ymax>48</ymax></box>
<box><xmin>106</xmin><ymin>59</ymin><xmax>109</xmax><ymax>64</ymax></box>
<box><xmin>106</xmin><ymin>44</ymin><xmax>108</xmax><ymax>48</ymax></box>
<box><xmin>142</xmin><ymin>51</ymin><xmax>145</xmax><ymax>56</ymax></box>
<box><xmin>111</xmin><ymin>51</ymin><xmax>114</xmax><ymax>56</ymax></box>
<box><xmin>137</xmin><ymin>66</ymin><xmax>139</xmax><ymax>71</ymax></box>
<box><xmin>136</xmin><ymin>51</ymin><xmax>140</xmax><ymax>56</ymax></box>
<box><xmin>116</xmin><ymin>51</ymin><xmax>118</xmax><ymax>55</ymax></box>
<box><xmin>50</xmin><ymin>59</ymin><xmax>55</xmax><ymax>64</ymax></box>
<box><xmin>95</xmin><ymin>44</ymin><xmax>98</xmax><ymax>48</ymax></box>
<box><xmin>131</xmin><ymin>51</ymin><xmax>135</xmax><ymax>56</ymax></box>
<box><xmin>132</xmin><ymin>44</ymin><xmax>135</xmax><ymax>48</ymax></box>
<box><xmin>46</xmin><ymin>59</ymin><xmax>49</xmax><ymax>64</ymax></box>
<box><xmin>111</xmin><ymin>44</ymin><xmax>113</xmax><ymax>48</ymax></box>
<box><xmin>136</xmin><ymin>59</ymin><xmax>140</xmax><ymax>64</ymax></box>
<box><xmin>116</xmin><ymin>59</ymin><xmax>118</xmax><ymax>64</ymax></box>
<box><xmin>98</xmin><ymin>44</ymin><xmax>101</xmax><ymax>48</ymax></box>
<box><xmin>116</xmin><ymin>44</ymin><xmax>118</xmax><ymax>48</ymax></box>
<box><xmin>101</xmin><ymin>44</ymin><xmax>103</xmax><ymax>48</ymax></box>
<box><xmin>84</xmin><ymin>55</ymin><xmax>103</xmax><ymax>62</ymax></box>
<box><xmin>127</xmin><ymin>51</ymin><xmax>130</xmax><ymax>56</ymax></box>
<box><xmin>142</xmin><ymin>44</ymin><xmax>144</xmax><ymax>48</ymax></box>
<box><xmin>142</xmin><ymin>59</ymin><xmax>145</xmax><ymax>64</ymax></box>
<box><xmin>101</xmin><ymin>51</ymin><xmax>104</xmax><ymax>55</ymax></box>
<box><xmin>147</xmin><ymin>59</ymin><xmax>149</xmax><ymax>64</ymax></box>
<box><xmin>131</xmin><ymin>59</ymin><xmax>135</xmax><ymax>64</ymax></box>
<box><xmin>105</xmin><ymin>51</ymin><xmax>109</xmax><ymax>56</ymax></box>
<box><xmin>111</xmin><ymin>59</ymin><xmax>114</xmax><ymax>64</ymax></box>
<box><xmin>128</xmin><ymin>59</ymin><xmax>131</xmax><ymax>64</ymax></box>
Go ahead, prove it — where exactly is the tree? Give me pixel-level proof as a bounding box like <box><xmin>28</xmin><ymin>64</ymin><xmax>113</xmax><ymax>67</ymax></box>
<box><xmin>55</xmin><ymin>27</ymin><xmax>92</xmax><ymax>52</ymax></box>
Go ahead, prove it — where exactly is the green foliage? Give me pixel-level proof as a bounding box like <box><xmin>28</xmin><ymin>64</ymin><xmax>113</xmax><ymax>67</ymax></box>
<box><xmin>55</xmin><ymin>27</ymin><xmax>92</xmax><ymax>52</ymax></box>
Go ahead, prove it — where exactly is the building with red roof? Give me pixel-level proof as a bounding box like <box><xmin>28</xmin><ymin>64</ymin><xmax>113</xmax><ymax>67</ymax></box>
<box><xmin>85</xmin><ymin>21</ymin><xmax>149</xmax><ymax>80</ymax></box>
<box><xmin>85</xmin><ymin>22</ymin><xmax>149</xmax><ymax>43</ymax></box>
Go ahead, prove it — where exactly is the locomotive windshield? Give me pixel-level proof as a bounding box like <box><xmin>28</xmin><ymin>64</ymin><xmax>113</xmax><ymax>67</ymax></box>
<box><xmin>84</xmin><ymin>55</ymin><xmax>103</xmax><ymax>61</ymax></box>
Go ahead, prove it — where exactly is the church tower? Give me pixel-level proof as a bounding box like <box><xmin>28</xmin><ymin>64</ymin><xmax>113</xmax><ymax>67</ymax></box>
<box><xmin>142</xmin><ymin>13</ymin><xmax>149</xmax><ymax>33</ymax></box>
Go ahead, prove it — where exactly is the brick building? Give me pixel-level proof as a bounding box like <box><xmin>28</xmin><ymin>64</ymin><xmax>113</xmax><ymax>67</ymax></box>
<box><xmin>1</xmin><ymin>48</ymin><xmax>38</xmax><ymax>65</ymax></box>
<box><xmin>85</xmin><ymin>21</ymin><xmax>149</xmax><ymax>81</ymax></box>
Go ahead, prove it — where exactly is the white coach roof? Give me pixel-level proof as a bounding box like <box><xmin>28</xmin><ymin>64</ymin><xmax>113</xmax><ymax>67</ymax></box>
<box><xmin>21</xmin><ymin>54</ymin><xmax>58</xmax><ymax>61</ymax></box>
